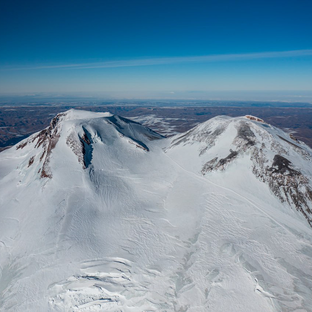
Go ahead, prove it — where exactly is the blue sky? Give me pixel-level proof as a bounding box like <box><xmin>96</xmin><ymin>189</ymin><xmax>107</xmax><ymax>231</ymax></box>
<box><xmin>0</xmin><ymin>0</ymin><xmax>312</xmax><ymax>99</ymax></box>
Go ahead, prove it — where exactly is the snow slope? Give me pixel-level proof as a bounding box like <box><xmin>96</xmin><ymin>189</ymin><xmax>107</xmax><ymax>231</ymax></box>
<box><xmin>0</xmin><ymin>109</ymin><xmax>312</xmax><ymax>312</ymax></box>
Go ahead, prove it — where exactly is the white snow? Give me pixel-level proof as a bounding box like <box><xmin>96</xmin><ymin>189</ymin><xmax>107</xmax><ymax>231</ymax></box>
<box><xmin>0</xmin><ymin>109</ymin><xmax>312</xmax><ymax>311</ymax></box>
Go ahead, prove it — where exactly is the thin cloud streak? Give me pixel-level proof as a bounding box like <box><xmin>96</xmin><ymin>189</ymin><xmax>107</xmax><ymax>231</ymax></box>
<box><xmin>5</xmin><ymin>49</ymin><xmax>312</xmax><ymax>71</ymax></box>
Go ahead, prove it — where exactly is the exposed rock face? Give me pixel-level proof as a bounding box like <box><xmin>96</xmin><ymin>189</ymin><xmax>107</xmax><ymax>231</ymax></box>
<box><xmin>66</xmin><ymin>131</ymin><xmax>88</xmax><ymax>169</ymax></box>
<box><xmin>17</xmin><ymin>112</ymin><xmax>66</xmax><ymax>178</ymax></box>
<box><xmin>234</xmin><ymin>121</ymin><xmax>256</xmax><ymax>148</ymax></box>
<box><xmin>201</xmin><ymin>150</ymin><xmax>238</xmax><ymax>173</ymax></box>
<box><xmin>200</xmin><ymin>120</ymin><xmax>256</xmax><ymax>174</ymax></box>
<box><xmin>66</xmin><ymin>127</ymin><xmax>94</xmax><ymax>169</ymax></box>
<box><xmin>245</xmin><ymin>115</ymin><xmax>264</xmax><ymax>123</ymax></box>
<box><xmin>249</xmin><ymin>125</ymin><xmax>312</xmax><ymax>226</ymax></box>
<box><xmin>244</xmin><ymin>122</ymin><xmax>312</xmax><ymax>226</ymax></box>
<box><xmin>253</xmin><ymin>154</ymin><xmax>312</xmax><ymax>226</ymax></box>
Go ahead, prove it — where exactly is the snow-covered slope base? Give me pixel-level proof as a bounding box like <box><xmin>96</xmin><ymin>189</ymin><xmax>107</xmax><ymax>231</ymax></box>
<box><xmin>1</xmin><ymin>110</ymin><xmax>312</xmax><ymax>312</ymax></box>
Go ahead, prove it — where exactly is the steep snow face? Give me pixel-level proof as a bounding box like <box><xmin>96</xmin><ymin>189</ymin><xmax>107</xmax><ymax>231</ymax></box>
<box><xmin>167</xmin><ymin>115</ymin><xmax>312</xmax><ymax>226</ymax></box>
<box><xmin>1</xmin><ymin>110</ymin><xmax>312</xmax><ymax>312</ymax></box>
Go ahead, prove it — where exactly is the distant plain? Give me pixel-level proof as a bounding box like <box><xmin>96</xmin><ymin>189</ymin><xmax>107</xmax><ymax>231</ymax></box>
<box><xmin>1</xmin><ymin>101</ymin><xmax>312</xmax><ymax>151</ymax></box>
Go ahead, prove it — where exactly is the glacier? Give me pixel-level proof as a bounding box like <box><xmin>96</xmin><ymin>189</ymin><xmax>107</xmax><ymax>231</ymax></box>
<box><xmin>0</xmin><ymin>109</ymin><xmax>312</xmax><ymax>311</ymax></box>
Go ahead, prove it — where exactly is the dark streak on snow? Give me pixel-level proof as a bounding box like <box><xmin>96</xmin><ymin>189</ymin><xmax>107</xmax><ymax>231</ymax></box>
<box><xmin>79</xmin><ymin>127</ymin><xmax>93</xmax><ymax>168</ymax></box>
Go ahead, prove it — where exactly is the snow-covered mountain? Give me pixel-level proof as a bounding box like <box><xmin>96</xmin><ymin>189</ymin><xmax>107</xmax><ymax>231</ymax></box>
<box><xmin>1</xmin><ymin>109</ymin><xmax>312</xmax><ymax>312</ymax></box>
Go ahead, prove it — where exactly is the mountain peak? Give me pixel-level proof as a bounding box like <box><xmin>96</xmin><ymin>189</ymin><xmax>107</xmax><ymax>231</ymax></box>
<box><xmin>168</xmin><ymin>115</ymin><xmax>312</xmax><ymax>226</ymax></box>
<box><xmin>15</xmin><ymin>110</ymin><xmax>164</xmax><ymax>179</ymax></box>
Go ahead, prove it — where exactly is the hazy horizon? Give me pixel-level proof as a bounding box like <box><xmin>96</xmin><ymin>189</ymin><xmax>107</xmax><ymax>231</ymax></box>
<box><xmin>1</xmin><ymin>90</ymin><xmax>312</xmax><ymax>105</ymax></box>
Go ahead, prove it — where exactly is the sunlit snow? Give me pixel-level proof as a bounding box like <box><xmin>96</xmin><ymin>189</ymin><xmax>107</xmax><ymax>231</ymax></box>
<box><xmin>0</xmin><ymin>109</ymin><xmax>312</xmax><ymax>311</ymax></box>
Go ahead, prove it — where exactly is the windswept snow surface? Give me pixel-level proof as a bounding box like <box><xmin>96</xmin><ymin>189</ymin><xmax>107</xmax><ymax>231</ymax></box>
<box><xmin>1</xmin><ymin>110</ymin><xmax>312</xmax><ymax>311</ymax></box>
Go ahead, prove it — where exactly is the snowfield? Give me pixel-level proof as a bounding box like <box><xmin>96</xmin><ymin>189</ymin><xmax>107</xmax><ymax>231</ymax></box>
<box><xmin>0</xmin><ymin>109</ymin><xmax>312</xmax><ymax>312</ymax></box>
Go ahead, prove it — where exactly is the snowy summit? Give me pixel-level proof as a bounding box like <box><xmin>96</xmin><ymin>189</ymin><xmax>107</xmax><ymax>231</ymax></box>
<box><xmin>1</xmin><ymin>109</ymin><xmax>312</xmax><ymax>311</ymax></box>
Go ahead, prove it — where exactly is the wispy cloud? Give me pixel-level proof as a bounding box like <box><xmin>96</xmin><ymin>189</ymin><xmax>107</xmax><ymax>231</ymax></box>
<box><xmin>4</xmin><ymin>49</ymin><xmax>312</xmax><ymax>71</ymax></box>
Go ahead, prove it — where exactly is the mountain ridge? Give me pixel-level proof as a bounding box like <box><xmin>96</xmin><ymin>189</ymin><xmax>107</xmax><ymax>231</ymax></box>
<box><xmin>1</xmin><ymin>109</ymin><xmax>312</xmax><ymax>311</ymax></box>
